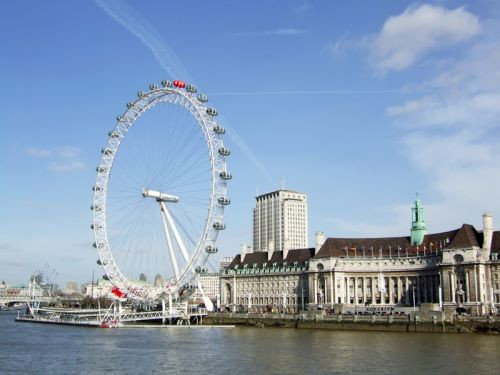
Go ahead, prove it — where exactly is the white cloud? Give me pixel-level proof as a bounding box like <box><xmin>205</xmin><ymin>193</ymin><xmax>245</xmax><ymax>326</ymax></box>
<box><xmin>386</xmin><ymin>20</ymin><xmax>500</xmax><ymax>231</ymax></box>
<box><xmin>25</xmin><ymin>145</ymin><xmax>86</xmax><ymax>173</ymax></box>
<box><xmin>369</xmin><ymin>4</ymin><xmax>480</xmax><ymax>71</ymax></box>
<box><xmin>56</xmin><ymin>146</ymin><xmax>81</xmax><ymax>159</ymax></box>
<box><xmin>47</xmin><ymin>160</ymin><xmax>86</xmax><ymax>173</ymax></box>
<box><xmin>25</xmin><ymin>147</ymin><xmax>51</xmax><ymax>158</ymax></box>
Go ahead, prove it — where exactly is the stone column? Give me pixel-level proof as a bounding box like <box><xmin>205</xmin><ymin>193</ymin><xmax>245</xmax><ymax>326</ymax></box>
<box><xmin>389</xmin><ymin>277</ymin><xmax>394</xmax><ymax>305</ymax></box>
<box><xmin>314</xmin><ymin>277</ymin><xmax>318</xmax><ymax>304</ymax></box>
<box><xmin>344</xmin><ymin>277</ymin><xmax>348</xmax><ymax>304</ymax></box>
<box><xmin>474</xmin><ymin>266</ymin><xmax>478</xmax><ymax>303</ymax></box>
<box><xmin>354</xmin><ymin>277</ymin><xmax>358</xmax><ymax>305</ymax></box>
<box><xmin>233</xmin><ymin>276</ymin><xmax>237</xmax><ymax>306</ymax></box>
<box><xmin>478</xmin><ymin>266</ymin><xmax>484</xmax><ymax>303</ymax></box>
<box><xmin>465</xmin><ymin>271</ymin><xmax>470</xmax><ymax>303</ymax></box>
<box><xmin>363</xmin><ymin>277</ymin><xmax>368</xmax><ymax>304</ymax></box>
<box><xmin>371</xmin><ymin>277</ymin><xmax>377</xmax><ymax>304</ymax></box>
<box><xmin>330</xmin><ymin>271</ymin><xmax>334</xmax><ymax>306</ymax></box>
<box><xmin>405</xmin><ymin>276</ymin><xmax>409</xmax><ymax>305</ymax></box>
<box><xmin>397</xmin><ymin>277</ymin><xmax>402</xmax><ymax>304</ymax></box>
<box><xmin>345</xmin><ymin>277</ymin><xmax>349</xmax><ymax>304</ymax></box>
<box><xmin>450</xmin><ymin>273</ymin><xmax>456</xmax><ymax>303</ymax></box>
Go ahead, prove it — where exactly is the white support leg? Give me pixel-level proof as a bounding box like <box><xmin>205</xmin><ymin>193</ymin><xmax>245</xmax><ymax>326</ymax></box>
<box><xmin>160</xmin><ymin>202</ymin><xmax>179</xmax><ymax>278</ymax></box>
<box><xmin>161</xmin><ymin>202</ymin><xmax>190</xmax><ymax>263</ymax></box>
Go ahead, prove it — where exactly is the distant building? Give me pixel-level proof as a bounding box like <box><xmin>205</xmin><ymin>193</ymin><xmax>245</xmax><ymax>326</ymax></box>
<box><xmin>222</xmin><ymin>198</ymin><xmax>500</xmax><ymax>316</ymax></box>
<box><xmin>219</xmin><ymin>257</ymin><xmax>234</xmax><ymax>273</ymax></box>
<box><xmin>139</xmin><ymin>273</ymin><xmax>147</xmax><ymax>283</ymax></box>
<box><xmin>253</xmin><ymin>189</ymin><xmax>308</xmax><ymax>253</ymax></box>
<box><xmin>194</xmin><ymin>272</ymin><xmax>220</xmax><ymax>303</ymax></box>
<box><xmin>154</xmin><ymin>274</ymin><xmax>163</xmax><ymax>287</ymax></box>
<box><xmin>84</xmin><ymin>278</ymin><xmax>115</xmax><ymax>299</ymax></box>
<box><xmin>66</xmin><ymin>281</ymin><xmax>78</xmax><ymax>291</ymax></box>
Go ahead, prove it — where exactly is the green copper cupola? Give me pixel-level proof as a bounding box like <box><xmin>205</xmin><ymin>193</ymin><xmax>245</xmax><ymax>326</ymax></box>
<box><xmin>410</xmin><ymin>195</ymin><xmax>427</xmax><ymax>246</ymax></box>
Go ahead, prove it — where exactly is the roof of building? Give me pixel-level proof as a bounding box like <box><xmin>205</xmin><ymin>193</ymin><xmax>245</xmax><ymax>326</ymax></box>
<box><xmin>315</xmin><ymin>224</ymin><xmax>485</xmax><ymax>259</ymax></box>
<box><xmin>228</xmin><ymin>248</ymin><xmax>314</xmax><ymax>269</ymax></box>
<box><xmin>255</xmin><ymin>189</ymin><xmax>306</xmax><ymax>200</ymax></box>
<box><xmin>491</xmin><ymin>231</ymin><xmax>500</xmax><ymax>254</ymax></box>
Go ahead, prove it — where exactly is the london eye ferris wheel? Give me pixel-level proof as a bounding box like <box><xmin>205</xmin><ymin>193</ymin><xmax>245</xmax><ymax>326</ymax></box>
<box><xmin>91</xmin><ymin>80</ymin><xmax>230</xmax><ymax>301</ymax></box>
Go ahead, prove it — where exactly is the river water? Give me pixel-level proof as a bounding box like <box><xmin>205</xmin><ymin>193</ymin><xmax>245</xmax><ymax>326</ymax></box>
<box><xmin>0</xmin><ymin>312</ymin><xmax>498</xmax><ymax>374</ymax></box>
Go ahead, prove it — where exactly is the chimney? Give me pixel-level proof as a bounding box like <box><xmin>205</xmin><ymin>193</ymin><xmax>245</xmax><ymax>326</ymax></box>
<box><xmin>283</xmin><ymin>238</ymin><xmax>290</xmax><ymax>261</ymax></box>
<box><xmin>241</xmin><ymin>243</ymin><xmax>247</xmax><ymax>262</ymax></box>
<box><xmin>315</xmin><ymin>231</ymin><xmax>326</xmax><ymax>254</ymax></box>
<box><xmin>483</xmin><ymin>213</ymin><xmax>493</xmax><ymax>253</ymax></box>
<box><xmin>267</xmin><ymin>240</ymin><xmax>274</xmax><ymax>261</ymax></box>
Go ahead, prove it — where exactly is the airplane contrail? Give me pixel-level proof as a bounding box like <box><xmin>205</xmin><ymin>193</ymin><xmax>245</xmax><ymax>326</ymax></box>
<box><xmin>94</xmin><ymin>0</ymin><xmax>192</xmax><ymax>81</ymax></box>
<box><xmin>94</xmin><ymin>0</ymin><xmax>274</xmax><ymax>184</ymax></box>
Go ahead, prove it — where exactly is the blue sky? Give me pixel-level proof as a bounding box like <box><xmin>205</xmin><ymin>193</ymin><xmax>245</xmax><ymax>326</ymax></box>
<box><xmin>1</xmin><ymin>0</ymin><xmax>500</xmax><ymax>285</ymax></box>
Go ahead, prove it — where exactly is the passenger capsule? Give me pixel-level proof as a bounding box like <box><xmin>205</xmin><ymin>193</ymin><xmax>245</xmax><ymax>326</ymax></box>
<box><xmin>90</xmin><ymin>205</ymin><xmax>101</xmax><ymax>211</ymax></box>
<box><xmin>116</xmin><ymin>115</ymin><xmax>125</xmax><ymax>122</ymax></box>
<box><xmin>101</xmin><ymin>148</ymin><xmax>113</xmax><ymax>156</ymax></box>
<box><xmin>173</xmin><ymin>80</ymin><xmax>186</xmax><ymax>88</ymax></box>
<box><xmin>206</xmin><ymin>108</ymin><xmax>218</xmax><ymax>116</ymax></box>
<box><xmin>96</xmin><ymin>259</ymin><xmax>102</xmax><ymax>265</ymax></box>
<box><xmin>102</xmin><ymin>275</ymin><xmax>110</xmax><ymax>281</ymax></box>
<box><xmin>218</xmin><ymin>197</ymin><xmax>230</xmax><ymax>205</ymax></box>
<box><xmin>96</xmin><ymin>167</ymin><xmax>107</xmax><ymax>173</ymax></box>
<box><xmin>219</xmin><ymin>171</ymin><xmax>232</xmax><ymax>180</ymax></box>
<box><xmin>126</xmin><ymin>102</ymin><xmax>133</xmax><ymax>108</ymax></box>
<box><xmin>92</xmin><ymin>185</ymin><xmax>103</xmax><ymax>192</ymax></box>
<box><xmin>218</xmin><ymin>147</ymin><xmax>230</xmax><ymax>156</ymax></box>
<box><xmin>108</xmin><ymin>131</ymin><xmax>120</xmax><ymax>138</ymax></box>
<box><xmin>195</xmin><ymin>266</ymin><xmax>208</xmax><ymax>274</ymax></box>
<box><xmin>213</xmin><ymin>125</ymin><xmax>225</xmax><ymax>134</ymax></box>
<box><xmin>186</xmin><ymin>84</ymin><xmax>197</xmax><ymax>93</ymax></box>
<box><xmin>91</xmin><ymin>223</ymin><xmax>102</xmax><ymax>230</ymax></box>
<box><xmin>205</xmin><ymin>245</ymin><xmax>218</xmax><ymax>254</ymax></box>
<box><xmin>137</xmin><ymin>91</ymin><xmax>145</xmax><ymax>98</ymax></box>
<box><xmin>149</xmin><ymin>83</ymin><xmax>159</xmax><ymax>90</ymax></box>
<box><xmin>213</xmin><ymin>222</ymin><xmax>226</xmax><ymax>230</ymax></box>
<box><xmin>161</xmin><ymin>80</ymin><xmax>172</xmax><ymax>87</ymax></box>
<box><xmin>197</xmin><ymin>94</ymin><xmax>208</xmax><ymax>102</ymax></box>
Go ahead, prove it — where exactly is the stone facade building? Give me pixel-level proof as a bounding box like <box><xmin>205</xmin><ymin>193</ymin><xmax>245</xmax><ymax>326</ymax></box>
<box><xmin>221</xmin><ymin>247</ymin><xmax>313</xmax><ymax>313</ymax></box>
<box><xmin>222</xmin><ymin>198</ymin><xmax>500</xmax><ymax>316</ymax></box>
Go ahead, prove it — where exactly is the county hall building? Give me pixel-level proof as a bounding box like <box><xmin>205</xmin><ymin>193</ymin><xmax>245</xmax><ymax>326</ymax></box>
<box><xmin>220</xmin><ymin>193</ymin><xmax>500</xmax><ymax>316</ymax></box>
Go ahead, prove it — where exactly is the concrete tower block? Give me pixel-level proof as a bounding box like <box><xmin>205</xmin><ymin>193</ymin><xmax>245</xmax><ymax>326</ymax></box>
<box><xmin>315</xmin><ymin>231</ymin><xmax>325</xmax><ymax>254</ymax></box>
<box><xmin>483</xmin><ymin>213</ymin><xmax>493</xmax><ymax>252</ymax></box>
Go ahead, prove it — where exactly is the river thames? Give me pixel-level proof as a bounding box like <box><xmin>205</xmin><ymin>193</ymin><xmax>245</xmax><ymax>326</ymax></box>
<box><xmin>1</xmin><ymin>312</ymin><xmax>498</xmax><ymax>374</ymax></box>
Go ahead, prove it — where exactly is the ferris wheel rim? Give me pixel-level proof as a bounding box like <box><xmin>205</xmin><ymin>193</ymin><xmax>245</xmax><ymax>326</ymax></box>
<box><xmin>91</xmin><ymin>82</ymin><xmax>228</xmax><ymax>301</ymax></box>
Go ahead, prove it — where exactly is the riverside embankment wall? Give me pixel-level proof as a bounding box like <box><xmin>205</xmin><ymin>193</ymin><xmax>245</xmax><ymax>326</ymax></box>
<box><xmin>203</xmin><ymin>313</ymin><xmax>500</xmax><ymax>334</ymax></box>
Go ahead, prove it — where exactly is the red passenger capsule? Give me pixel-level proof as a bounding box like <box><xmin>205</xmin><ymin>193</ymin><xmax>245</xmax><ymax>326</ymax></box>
<box><xmin>173</xmin><ymin>80</ymin><xmax>186</xmax><ymax>88</ymax></box>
